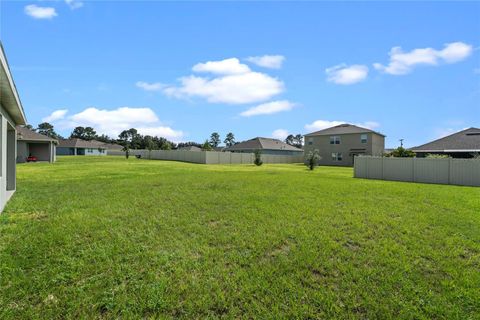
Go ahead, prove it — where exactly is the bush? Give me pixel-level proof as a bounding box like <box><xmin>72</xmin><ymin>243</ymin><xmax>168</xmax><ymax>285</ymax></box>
<box><xmin>388</xmin><ymin>147</ymin><xmax>416</xmax><ymax>158</ymax></box>
<box><xmin>426</xmin><ymin>154</ymin><xmax>450</xmax><ymax>159</ymax></box>
<box><xmin>254</xmin><ymin>150</ymin><xmax>263</xmax><ymax>166</ymax></box>
<box><xmin>306</xmin><ymin>149</ymin><xmax>321</xmax><ymax>170</ymax></box>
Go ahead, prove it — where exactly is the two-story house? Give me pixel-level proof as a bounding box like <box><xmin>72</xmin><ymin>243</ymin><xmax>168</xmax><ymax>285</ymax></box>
<box><xmin>304</xmin><ymin>124</ymin><xmax>385</xmax><ymax>166</ymax></box>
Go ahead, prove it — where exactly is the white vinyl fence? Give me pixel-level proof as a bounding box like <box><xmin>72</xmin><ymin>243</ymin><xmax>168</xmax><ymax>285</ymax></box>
<box><xmin>354</xmin><ymin>156</ymin><xmax>480</xmax><ymax>187</ymax></box>
<box><xmin>109</xmin><ymin>149</ymin><xmax>304</xmax><ymax>165</ymax></box>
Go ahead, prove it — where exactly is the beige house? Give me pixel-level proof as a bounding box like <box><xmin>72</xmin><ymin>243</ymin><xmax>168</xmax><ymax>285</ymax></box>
<box><xmin>1</xmin><ymin>44</ymin><xmax>27</xmax><ymax>212</ymax></box>
<box><xmin>304</xmin><ymin>124</ymin><xmax>385</xmax><ymax>166</ymax></box>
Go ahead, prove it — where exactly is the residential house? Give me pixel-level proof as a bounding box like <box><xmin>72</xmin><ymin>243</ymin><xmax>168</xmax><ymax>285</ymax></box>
<box><xmin>57</xmin><ymin>139</ymin><xmax>107</xmax><ymax>156</ymax></box>
<box><xmin>1</xmin><ymin>43</ymin><xmax>27</xmax><ymax>212</ymax></box>
<box><xmin>225</xmin><ymin>137</ymin><xmax>303</xmax><ymax>155</ymax></box>
<box><xmin>102</xmin><ymin>142</ymin><xmax>124</xmax><ymax>152</ymax></box>
<box><xmin>411</xmin><ymin>127</ymin><xmax>480</xmax><ymax>158</ymax></box>
<box><xmin>304</xmin><ymin>124</ymin><xmax>385</xmax><ymax>166</ymax></box>
<box><xmin>17</xmin><ymin>126</ymin><xmax>57</xmax><ymax>163</ymax></box>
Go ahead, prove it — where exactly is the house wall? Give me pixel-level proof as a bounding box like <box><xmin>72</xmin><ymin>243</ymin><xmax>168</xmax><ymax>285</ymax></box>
<box><xmin>1</xmin><ymin>103</ymin><xmax>18</xmax><ymax>212</ymax></box>
<box><xmin>304</xmin><ymin>133</ymin><xmax>384</xmax><ymax>167</ymax></box>
<box><xmin>57</xmin><ymin>147</ymin><xmax>106</xmax><ymax>156</ymax></box>
<box><xmin>17</xmin><ymin>141</ymin><xmax>28</xmax><ymax>163</ymax></box>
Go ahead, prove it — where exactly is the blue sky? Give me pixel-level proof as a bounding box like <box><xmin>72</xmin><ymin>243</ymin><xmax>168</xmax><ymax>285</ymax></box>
<box><xmin>1</xmin><ymin>1</ymin><xmax>479</xmax><ymax>147</ymax></box>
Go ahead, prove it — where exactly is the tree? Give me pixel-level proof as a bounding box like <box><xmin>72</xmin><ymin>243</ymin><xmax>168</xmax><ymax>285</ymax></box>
<box><xmin>293</xmin><ymin>134</ymin><xmax>303</xmax><ymax>148</ymax></box>
<box><xmin>209</xmin><ymin>132</ymin><xmax>221</xmax><ymax>147</ymax></box>
<box><xmin>305</xmin><ymin>149</ymin><xmax>321</xmax><ymax>170</ymax></box>
<box><xmin>201</xmin><ymin>140</ymin><xmax>213</xmax><ymax>151</ymax></box>
<box><xmin>37</xmin><ymin>122</ymin><xmax>59</xmax><ymax>139</ymax></box>
<box><xmin>224</xmin><ymin>132</ymin><xmax>235</xmax><ymax>147</ymax></box>
<box><xmin>96</xmin><ymin>134</ymin><xmax>113</xmax><ymax>144</ymax></box>
<box><xmin>122</xmin><ymin>145</ymin><xmax>130</xmax><ymax>159</ymax></box>
<box><xmin>70</xmin><ymin>126</ymin><xmax>86</xmax><ymax>139</ymax></box>
<box><xmin>285</xmin><ymin>134</ymin><xmax>294</xmax><ymax>146</ymax></box>
<box><xmin>254</xmin><ymin>149</ymin><xmax>263</xmax><ymax>166</ymax></box>
<box><xmin>118</xmin><ymin>128</ymin><xmax>140</xmax><ymax>148</ymax></box>
<box><xmin>144</xmin><ymin>135</ymin><xmax>155</xmax><ymax>158</ymax></box>
<box><xmin>388</xmin><ymin>147</ymin><xmax>416</xmax><ymax>158</ymax></box>
<box><xmin>83</xmin><ymin>127</ymin><xmax>97</xmax><ymax>140</ymax></box>
<box><xmin>25</xmin><ymin>124</ymin><xmax>35</xmax><ymax>131</ymax></box>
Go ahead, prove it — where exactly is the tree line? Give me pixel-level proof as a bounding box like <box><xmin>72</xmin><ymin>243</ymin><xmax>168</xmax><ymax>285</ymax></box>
<box><xmin>26</xmin><ymin>123</ymin><xmax>304</xmax><ymax>150</ymax></box>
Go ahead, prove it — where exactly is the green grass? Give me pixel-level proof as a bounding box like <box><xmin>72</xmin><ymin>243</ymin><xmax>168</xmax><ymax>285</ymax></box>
<box><xmin>1</xmin><ymin>156</ymin><xmax>479</xmax><ymax>319</ymax></box>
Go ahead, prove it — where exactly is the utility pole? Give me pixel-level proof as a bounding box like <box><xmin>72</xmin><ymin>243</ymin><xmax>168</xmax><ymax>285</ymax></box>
<box><xmin>399</xmin><ymin>139</ymin><xmax>404</xmax><ymax>147</ymax></box>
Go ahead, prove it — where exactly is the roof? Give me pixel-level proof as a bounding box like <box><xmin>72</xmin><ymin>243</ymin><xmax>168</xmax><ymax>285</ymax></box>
<box><xmin>178</xmin><ymin>145</ymin><xmax>202</xmax><ymax>151</ymax></box>
<box><xmin>58</xmin><ymin>138</ymin><xmax>107</xmax><ymax>149</ymax></box>
<box><xmin>16</xmin><ymin>126</ymin><xmax>57</xmax><ymax>142</ymax></box>
<box><xmin>411</xmin><ymin>127</ymin><xmax>480</xmax><ymax>152</ymax></box>
<box><xmin>0</xmin><ymin>42</ymin><xmax>26</xmax><ymax>125</ymax></box>
<box><xmin>304</xmin><ymin>123</ymin><xmax>385</xmax><ymax>137</ymax></box>
<box><xmin>225</xmin><ymin>137</ymin><xmax>303</xmax><ymax>152</ymax></box>
<box><xmin>102</xmin><ymin>143</ymin><xmax>124</xmax><ymax>150</ymax></box>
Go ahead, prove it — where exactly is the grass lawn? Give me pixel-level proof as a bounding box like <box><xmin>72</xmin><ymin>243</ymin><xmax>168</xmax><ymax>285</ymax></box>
<box><xmin>1</xmin><ymin>156</ymin><xmax>479</xmax><ymax>319</ymax></box>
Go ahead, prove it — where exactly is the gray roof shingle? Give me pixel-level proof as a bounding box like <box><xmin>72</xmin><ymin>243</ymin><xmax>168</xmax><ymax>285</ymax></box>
<box><xmin>304</xmin><ymin>123</ymin><xmax>385</xmax><ymax>137</ymax></box>
<box><xmin>16</xmin><ymin>126</ymin><xmax>57</xmax><ymax>142</ymax></box>
<box><xmin>225</xmin><ymin>137</ymin><xmax>303</xmax><ymax>152</ymax></box>
<box><xmin>411</xmin><ymin>127</ymin><xmax>480</xmax><ymax>152</ymax></box>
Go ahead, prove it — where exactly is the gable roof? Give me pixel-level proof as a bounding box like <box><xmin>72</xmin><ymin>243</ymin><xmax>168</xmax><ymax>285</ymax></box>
<box><xmin>58</xmin><ymin>138</ymin><xmax>107</xmax><ymax>149</ymax></box>
<box><xmin>411</xmin><ymin>127</ymin><xmax>480</xmax><ymax>152</ymax></box>
<box><xmin>225</xmin><ymin>137</ymin><xmax>303</xmax><ymax>152</ymax></box>
<box><xmin>0</xmin><ymin>43</ymin><xmax>26</xmax><ymax>125</ymax></box>
<box><xmin>16</xmin><ymin>126</ymin><xmax>57</xmax><ymax>142</ymax></box>
<box><xmin>304</xmin><ymin>123</ymin><xmax>385</xmax><ymax>137</ymax></box>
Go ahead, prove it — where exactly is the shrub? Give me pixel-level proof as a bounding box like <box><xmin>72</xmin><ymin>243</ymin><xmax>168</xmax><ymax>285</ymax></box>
<box><xmin>306</xmin><ymin>149</ymin><xmax>321</xmax><ymax>170</ymax></box>
<box><xmin>201</xmin><ymin>140</ymin><xmax>213</xmax><ymax>151</ymax></box>
<box><xmin>426</xmin><ymin>154</ymin><xmax>450</xmax><ymax>159</ymax></box>
<box><xmin>254</xmin><ymin>150</ymin><xmax>263</xmax><ymax>166</ymax></box>
<box><xmin>388</xmin><ymin>147</ymin><xmax>416</xmax><ymax>158</ymax></box>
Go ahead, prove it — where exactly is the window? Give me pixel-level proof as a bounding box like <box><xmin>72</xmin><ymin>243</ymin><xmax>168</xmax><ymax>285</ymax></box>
<box><xmin>331</xmin><ymin>153</ymin><xmax>343</xmax><ymax>161</ymax></box>
<box><xmin>361</xmin><ymin>134</ymin><xmax>367</xmax><ymax>143</ymax></box>
<box><xmin>88</xmin><ymin>148</ymin><xmax>93</xmax><ymax>153</ymax></box>
<box><xmin>308</xmin><ymin>137</ymin><xmax>313</xmax><ymax>145</ymax></box>
<box><xmin>330</xmin><ymin>136</ymin><xmax>340</xmax><ymax>144</ymax></box>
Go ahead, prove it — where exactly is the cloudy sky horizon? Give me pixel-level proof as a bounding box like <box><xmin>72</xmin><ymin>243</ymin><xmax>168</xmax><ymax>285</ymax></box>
<box><xmin>2</xmin><ymin>1</ymin><xmax>479</xmax><ymax>147</ymax></box>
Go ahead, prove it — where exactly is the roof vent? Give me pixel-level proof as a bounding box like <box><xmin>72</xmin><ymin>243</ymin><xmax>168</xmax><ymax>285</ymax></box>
<box><xmin>466</xmin><ymin>133</ymin><xmax>480</xmax><ymax>136</ymax></box>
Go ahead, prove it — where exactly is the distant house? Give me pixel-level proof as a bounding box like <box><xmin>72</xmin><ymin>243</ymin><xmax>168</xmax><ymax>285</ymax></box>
<box><xmin>102</xmin><ymin>143</ymin><xmax>123</xmax><ymax>152</ymax></box>
<box><xmin>16</xmin><ymin>126</ymin><xmax>57</xmax><ymax>163</ymax></box>
<box><xmin>178</xmin><ymin>145</ymin><xmax>202</xmax><ymax>152</ymax></box>
<box><xmin>411</xmin><ymin>127</ymin><xmax>480</xmax><ymax>158</ymax></box>
<box><xmin>1</xmin><ymin>43</ymin><xmax>28</xmax><ymax>212</ymax></box>
<box><xmin>304</xmin><ymin>124</ymin><xmax>385</xmax><ymax>166</ymax></box>
<box><xmin>57</xmin><ymin>139</ymin><xmax>107</xmax><ymax>156</ymax></box>
<box><xmin>225</xmin><ymin>137</ymin><xmax>303</xmax><ymax>155</ymax></box>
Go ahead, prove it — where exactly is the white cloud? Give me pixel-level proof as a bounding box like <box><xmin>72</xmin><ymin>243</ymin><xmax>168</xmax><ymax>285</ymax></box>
<box><xmin>272</xmin><ymin>129</ymin><xmax>289</xmax><ymax>140</ymax></box>
<box><xmin>192</xmin><ymin>58</ymin><xmax>250</xmax><ymax>75</ymax></box>
<box><xmin>46</xmin><ymin>107</ymin><xmax>184</xmax><ymax>141</ymax></box>
<box><xmin>164</xmin><ymin>72</ymin><xmax>284</xmax><ymax>104</ymax></box>
<box><xmin>246</xmin><ymin>55</ymin><xmax>285</xmax><ymax>69</ymax></box>
<box><xmin>325</xmin><ymin>64</ymin><xmax>369</xmax><ymax>85</ymax></box>
<box><xmin>136</xmin><ymin>81</ymin><xmax>165</xmax><ymax>92</ymax></box>
<box><xmin>374</xmin><ymin>42</ymin><xmax>473</xmax><ymax>75</ymax></box>
<box><xmin>42</xmin><ymin>109</ymin><xmax>68</xmax><ymax>122</ymax></box>
<box><xmin>240</xmin><ymin>100</ymin><xmax>295</xmax><ymax>117</ymax></box>
<box><xmin>65</xmin><ymin>0</ymin><xmax>83</xmax><ymax>10</ymax></box>
<box><xmin>305</xmin><ymin>120</ymin><xmax>380</xmax><ymax>132</ymax></box>
<box><xmin>24</xmin><ymin>4</ymin><xmax>57</xmax><ymax>19</ymax></box>
<box><xmin>162</xmin><ymin>57</ymin><xmax>285</xmax><ymax>104</ymax></box>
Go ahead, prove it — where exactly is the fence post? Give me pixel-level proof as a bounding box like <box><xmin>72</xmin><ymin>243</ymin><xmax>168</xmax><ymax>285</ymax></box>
<box><xmin>412</xmin><ymin>157</ymin><xmax>416</xmax><ymax>182</ymax></box>
<box><xmin>448</xmin><ymin>157</ymin><xmax>451</xmax><ymax>185</ymax></box>
<box><xmin>381</xmin><ymin>156</ymin><xmax>384</xmax><ymax>179</ymax></box>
